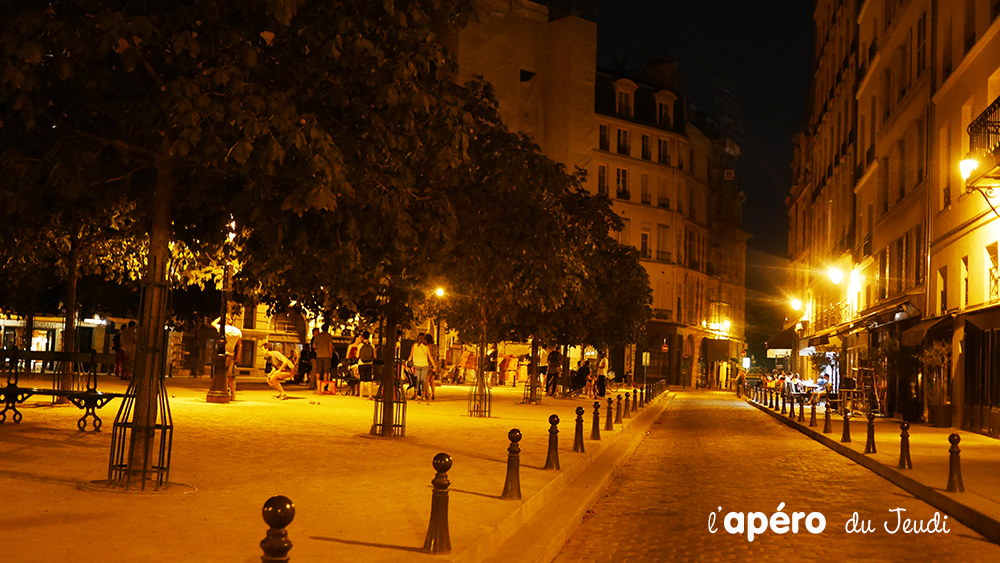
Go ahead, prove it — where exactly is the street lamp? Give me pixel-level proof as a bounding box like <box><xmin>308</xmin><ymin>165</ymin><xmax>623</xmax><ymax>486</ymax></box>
<box><xmin>207</xmin><ymin>219</ymin><xmax>237</xmax><ymax>404</ymax></box>
<box><xmin>828</xmin><ymin>267</ymin><xmax>843</xmax><ymax>285</ymax></box>
<box><xmin>960</xmin><ymin>155</ymin><xmax>980</xmax><ymax>182</ymax></box>
<box><xmin>790</xmin><ymin>298</ymin><xmax>802</xmax><ymax>312</ymax></box>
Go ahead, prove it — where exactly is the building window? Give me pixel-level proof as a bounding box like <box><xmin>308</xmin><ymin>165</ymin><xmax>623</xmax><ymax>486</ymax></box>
<box><xmin>242</xmin><ymin>305</ymin><xmax>256</xmax><ymax>329</ymax></box>
<box><xmin>990</xmin><ymin>244</ymin><xmax>1000</xmax><ymax>303</ymax></box>
<box><xmin>238</xmin><ymin>339</ymin><xmax>256</xmax><ymax>368</ymax></box>
<box><xmin>657</xmin><ymin>224</ymin><xmax>671</xmax><ymax>261</ymax></box>
<box><xmin>916</xmin><ymin>13</ymin><xmax>927</xmax><ymax>76</ymax></box>
<box><xmin>618</xmin><ymin>218</ymin><xmax>630</xmax><ymax>246</ymax></box>
<box><xmin>641</xmin><ymin>173</ymin><xmax>650</xmax><ymax>204</ymax></box>
<box><xmin>597</xmin><ymin>165</ymin><xmax>608</xmax><ymax>196</ymax></box>
<box><xmin>938</xmin><ymin>266</ymin><xmax>948</xmax><ymax>314</ymax></box>
<box><xmin>657</xmin><ymin>139</ymin><xmax>670</xmax><ymax>164</ymax></box>
<box><xmin>641</xmin><ymin>135</ymin><xmax>651</xmax><ymax>160</ymax></box>
<box><xmin>617</xmin><ymin>91</ymin><xmax>632</xmax><ymax>117</ymax></box>
<box><xmin>640</xmin><ymin>232</ymin><xmax>651</xmax><ymax>259</ymax></box>
<box><xmin>616</xmin><ymin>168</ymin><xmax>630</xmax><ymax>199</ymax></box>
<box><xmin>965</xmin><ymin>0</ymin><xmax>976</xmax><ymax>54</ymax></box>
<box><xmin>658</xmin><ymin>102</ymin><xmax>671</xmax><ymax>126</ymax></box>
<box><xmin>617</xmin><ymin>129</ymin><xmax>630</xmax><ymax>155</ymax></box>
<box><xmin>658</xmin><ymin>177</ymin><xmax>670</xmax><ymax>208</ymax></box>
<box><xmin>599</xmin><ymin>124</ymin><xmax>609</xmax><ymax>151</ymax></box>
<box><xmin>915</xmin><ymin>223</ymin><xmax>925</xmax><ymax>285</ymax></box>
<box><xmin>962</xmin><ymin>256</ymin><xmax>969</xmax><ymax>308</ymax></box>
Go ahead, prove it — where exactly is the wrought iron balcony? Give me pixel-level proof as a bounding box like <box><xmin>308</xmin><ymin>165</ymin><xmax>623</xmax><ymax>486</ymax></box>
<box><xmin>968</xmin><ymin>94</ymin><xmax>1000</xmax><ymax>158</ymax></box>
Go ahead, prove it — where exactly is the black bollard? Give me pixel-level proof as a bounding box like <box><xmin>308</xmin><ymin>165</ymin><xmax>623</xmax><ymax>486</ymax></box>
<box><xmin>606</xmin><ymin>398</ymin><xmax>614</xmax><ymax>431</ymax></box>
<box><xmin>770</xmin><ymin>389</ymin><xmax>776</xmax><ymax>410</ymax></box>
<box><xmin>946</xmin><ymin>433</ymin><xmax>965</xmax><ymax>493</ymax></box>
<box><xmin>797</xmin><ymin>396</ymin><xmax>805</xmax><ymax>423</ymax></box>
<box><xmin>260</xmin><ymin>496</ymin><xmax>295</xmax><ymax>563</ymax></box>
<box><xmin>897</xmin><ymin>421</ymin><xmax>913</xmax><ymax>470</ymax></box>
<box><xmin>615</xmin><ymin>395</ymin><xmax>623</xmax><ymax>424</ymax></box>
<box><xmin>841</xmin><ymin>410</ymin><xmax>852</xmax><ymax>443</ymax></box>
<box><xmin>864</xmin><ymin>412</ymin><xmax>877</xmax><ymax>454</ymax></box>
<box><xmin>423</xmin><ymin>453</ymin><xmax>453</xmax><ymax>554</ymax></box>
<box><xmin>573</xmin><ymin>406</ymin><xmax>585</xmax><ymax>453</ymax></box>
<box><xmin>544</xmin><ymin>414</ymin><xmax>561</xmax><ymax>470</ymax></box>
<box><xmin>640</xmin><ymin>387</ymin><xmax>645</xmax><ymax>407</ymax></box>
<box><xmin>591</xmin><ymin>401</ymin><xmax>602</xmax><ymax>440</ymax></box>
<box><xmin>823</xmin><ymin>402</ymin><xmax>833</xmax><ymax>434</ymax></box>
<box><xmin>501</xmin><ymin>429</ymin><xmax>522</xmax><ymax>500</ymax></box>
<box><xmin>788</xmin><ymin>395</ymin><xmax>796</xmax><ymax>420</ymax></box>
<box><xmin>780</xmin><ymin>391</ymin><xmax>787</xmax><ymax>414</ymax></box>
<box><xmin>632</xmin><ymin>389</ymin><xmax>638</xmax><ymax>413</ymax></box>
<box><xmin>624</xmin><ymin>393</ymin><xmax>632</xmax><ymax>419</ymax></box>
<box><xmin>809</xmin><ymin>402</ymin><xmax>817</xmax><ymax>427</ymax></box>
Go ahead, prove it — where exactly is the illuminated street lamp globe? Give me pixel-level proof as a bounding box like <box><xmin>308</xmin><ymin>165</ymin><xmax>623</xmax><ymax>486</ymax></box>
<box><xmin>435</xmin><ymin>287</ymin><xmax>445</xmax><ymax>297</ymax></box>
<box><xmin>790</xmin><ymin>299</ymin><xmax>802</xmax><ymax>312</ymax></box>
<box><xmin>828</xmin><ymin>267</ymin><xmax>843</xmax><ymax>285</ymax></box>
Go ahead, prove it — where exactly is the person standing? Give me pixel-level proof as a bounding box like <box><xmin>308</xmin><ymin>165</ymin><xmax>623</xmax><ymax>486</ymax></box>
<box><xmin>545</xmin><ymin>346</ymin><xmax>562</xmax><ymax>396</ymax></box>
<box><xmin>595</xmin><ymin>350</ymin><xmax>608</xmax><ymax>398</ymax></box>
<box><xmin>485</xmin><ymin>344</ymin><xmax>498</xmax><ymax>386</ymax></box>
<box><xmin>311</xmin><ymin>324</ymin><xmax>334</xmax><ymax>391</ymax></box>
<box><xmin>408</xmin><ymin>334</ymin><xmax>437</xmax><ymax>401</ymax></box>
<box><xmin>357</xmin><ymin>331</ymin><xmax>377</xmax><ymax>398</ymax></box>
<box><xmin>119</xmin><ymin>321</ymin><xmax>137</xmax><ymax>380</ymax></box>
<box><xmin>424</xmin><ymin>334</ymin><xmax>439</xmax><ymax>400</ymax></box>
<box><xmin>211</xmin><ymin>316</ymin><xmax>242</xmax><ymax>400</ymax></box>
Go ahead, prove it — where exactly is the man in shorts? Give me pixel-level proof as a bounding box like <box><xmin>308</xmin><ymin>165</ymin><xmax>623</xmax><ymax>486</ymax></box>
<box><xmin>264</xmin><ymin>346</ymin><xmax>295</xmax><ymax>400</ymax></box>
<box><xmin>311</xmin><ymin>324</ymin><xmax>334</xmax><ymax>391</ymax></box>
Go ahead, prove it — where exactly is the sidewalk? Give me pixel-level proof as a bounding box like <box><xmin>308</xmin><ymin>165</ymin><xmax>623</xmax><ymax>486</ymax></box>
<box><xmin>747</xmin><ymin>392</ymin><xmax>1000</xmax><ymax>544</ymax></box>
<box><xmin>0</xmin><ymin>374</ymin><xmax>670</xmax><ymax>563</ymax></box>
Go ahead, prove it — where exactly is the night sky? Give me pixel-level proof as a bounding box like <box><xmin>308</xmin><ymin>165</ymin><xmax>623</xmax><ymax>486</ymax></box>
<box><xmin>592</xmin><ymin>0</ymin><xmax>815</xmax><ymax>259</ymax></box>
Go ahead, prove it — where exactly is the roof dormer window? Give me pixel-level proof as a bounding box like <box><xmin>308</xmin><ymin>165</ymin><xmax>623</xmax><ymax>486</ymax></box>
<box><xmin>617</xmin><ymin>91</ymin><xmax>632</xmax><ymax>117</ymax></box>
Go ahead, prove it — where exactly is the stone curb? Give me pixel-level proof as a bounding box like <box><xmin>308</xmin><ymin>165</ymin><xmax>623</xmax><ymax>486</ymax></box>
<box><xmin>747</xmin><ymin>397</ymin><xmax>1000</xmax><ymax>545</ymax></box>
<box><xmin>453</xmin><ymin>391</ymin><xmax>676</xmax><ymax>563</ymax></box>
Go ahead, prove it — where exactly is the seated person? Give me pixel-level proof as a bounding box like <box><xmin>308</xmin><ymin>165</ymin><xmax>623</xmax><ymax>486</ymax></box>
<box><xmin>810</xmin><ymin>374</ymin><xmax>829</xmax><ymax>404</ymax></box>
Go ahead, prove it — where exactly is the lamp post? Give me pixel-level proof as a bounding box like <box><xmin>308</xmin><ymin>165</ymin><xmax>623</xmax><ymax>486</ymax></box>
<box><xmin>207</xmin><ymin>221</ymin><xmax>236</xmax><ymax>404</ymax></box>
<box><xmin>642</xmin><ymin>350</ymin><xmax>649</xmax><ymax>393</ymax></box>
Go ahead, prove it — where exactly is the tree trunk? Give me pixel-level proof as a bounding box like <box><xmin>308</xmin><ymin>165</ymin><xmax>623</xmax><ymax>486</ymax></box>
<box><xmin>126</xmin><ymin>150</ymin><xmax>176</xmax><ymax>477</ymax></box>
<box><xmin>59</xmin><ymin>235</ymin><xmax>79</xmax><ymax>395</ymax></box>
<box><xmin>378</xmin><ymin>293</ymin><xmax>399</xmax><ymax>437</ymax></box>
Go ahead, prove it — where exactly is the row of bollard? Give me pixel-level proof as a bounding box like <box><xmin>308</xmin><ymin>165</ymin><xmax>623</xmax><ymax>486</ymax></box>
<box><xmin>259</xmin><ymin>381</ymin><xmax>671</xmax><ymax>560</ymax></box>
<box><xmin>746</xmin><ymin>385</ymin><xmax>968</xmax><ymax>497</ymax></box>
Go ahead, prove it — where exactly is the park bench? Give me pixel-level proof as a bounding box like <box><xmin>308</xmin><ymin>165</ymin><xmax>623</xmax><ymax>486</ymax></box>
<box><xmin>1</xmin><ymin>348</ymin><xmax>124</xmax><ymax>431</ymax></box>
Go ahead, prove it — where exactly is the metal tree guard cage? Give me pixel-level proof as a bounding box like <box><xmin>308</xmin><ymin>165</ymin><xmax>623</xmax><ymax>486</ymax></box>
<box><xmin>107</xmin><ymin>373</ymin><xmax>174</xmax><ymax>490</ymax></box>
<box><xmin>370</xmin><ymin>378</ymin><xmax>407</xmax><ymax>437</ymax></box>
<box><xmin>468</xmin><ymin>372</ymin><xmax>492</xmax><ymax>417</ymax></box>
<box><xmin>521</xmin><ymin>370</ymin><xmax>542</xmax><ymax>405</ymax></box>
<box><xmin>107</xmin><ymin>273</ymin><xmax>174</xmax><ymax>492</ymax></box>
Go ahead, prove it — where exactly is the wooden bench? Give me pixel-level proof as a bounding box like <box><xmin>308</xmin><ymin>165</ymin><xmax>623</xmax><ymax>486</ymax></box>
<box><xmin>1</xmin><ymin>348</ymin><xmax>124</xmax><ymax>431</ymax></box>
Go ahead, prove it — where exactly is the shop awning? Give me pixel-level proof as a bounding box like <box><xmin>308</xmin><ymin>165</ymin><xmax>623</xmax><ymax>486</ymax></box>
<box><xmin>900</xmin><ymin>316</ymin><xmax>951</xmax><ymax>347</ymax></box>
<box><xmin>765</xmin><ymin>327</ymin><xmax>798</xmax><ymax>350</ymax></box>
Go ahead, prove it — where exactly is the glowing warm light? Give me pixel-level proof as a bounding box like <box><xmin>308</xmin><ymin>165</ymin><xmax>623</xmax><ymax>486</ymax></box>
<box><xmin>435</xmin><ymin>287</ymin><xmax>445</xmax><ymax>297</ymax></box>
<box><xmin>960</xmin><ymin>158</ymin><xmax>980</xmax><ymax>181</ymax></box>
<box><xmin>742</xmin><ymin>357</ymin><xmax>751</xmax><ymax>369</ymax></box>
<box><xmin>790</xmin><ymin>299</ymin><xmax>802</xmax><ymax>311</ymax></box>
<box><xmin>722</xmin><ymin>320</ymin><xmax>731</xmax><ymax>331</ymax></box>
<box><xmin>828</xmin><ymin>267</ymin><xmax>843</xmax><ymax>285</ymax></box>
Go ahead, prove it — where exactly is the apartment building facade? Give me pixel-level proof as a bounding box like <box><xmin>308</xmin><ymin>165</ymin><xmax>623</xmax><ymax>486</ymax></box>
<box><xmin>787</xmin><ymin>0</ymin><xmax>1000</xmax><ymax>435</ymax></box>
<box><xmin>454</xmin><ymin>0</ymin><xmax>747</xmax><ymax>387</ymax></box>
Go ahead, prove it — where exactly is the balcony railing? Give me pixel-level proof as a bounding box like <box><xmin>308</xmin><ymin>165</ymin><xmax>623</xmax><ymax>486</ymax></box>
<box><xmin>640</xmin><ymin>247</ymin><xmax>652</xmax><ymax>259</ymax></box>
<box><xmin>599</xmin><ymin>138</ymin><xmax>609</xmax><ymax>151</ymax></box>
<box><xmin>658</xmin><ymin>197</ymin><xmax>670</xmax><ymax>209</ymax></box>
<box><xmin>641</xmin><ymin>193</ymin><xmax>651</xmax><ymax>204</ymax></box>
<box><xmin>617</xmin><ymin>142</ymin><xmax>630</xmax><ymax>155</ymax></box>
<box><xmin>968</xmin><ymin>94</ymin><xmax>1000</xmax><ymax>158</ymax></box>
<box><xmin>656</xmin><ymin>250</ymin><xmax>672</xmax><ymax>262</ymax></box>
<box><xmin>642</xmin><ymin>148</ymin><xmax>652</xmax><ymax>160</ymax></box>
<box><xmin>617</xmin><ymin>189</ymin><xmax>631</xmax><ymax>200</ymax></box>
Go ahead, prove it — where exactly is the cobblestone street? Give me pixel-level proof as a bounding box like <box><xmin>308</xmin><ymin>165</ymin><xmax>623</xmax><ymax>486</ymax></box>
<box><xmin>555</xmin><ymin>391</ymin><xmax>1000</xmax><ymax>563</ymax></box>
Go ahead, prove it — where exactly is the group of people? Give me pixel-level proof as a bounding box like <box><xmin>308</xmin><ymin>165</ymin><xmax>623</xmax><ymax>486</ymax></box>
<box><xmin>543</xmin><ymin>347</ymin><xmax>609</xmax><ymax>398</ymax></box>
<box><xmin>756</xmin><ymin>369</ymin><xmax>830</xmax><ymax>404</ymax></box>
